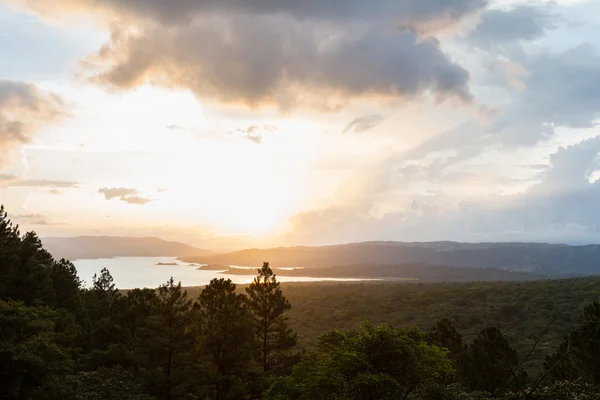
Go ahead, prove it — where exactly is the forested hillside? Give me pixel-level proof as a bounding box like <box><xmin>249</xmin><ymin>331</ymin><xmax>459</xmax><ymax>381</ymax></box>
<box><xmin>3</xmin><ymin>205</ymin><xmax>600</xmax><ymax>399</ymax></box>
<box><xmin>182</xmin><ymin>241</ymin><xmax>600</xmax><ymax>276</ymax></box>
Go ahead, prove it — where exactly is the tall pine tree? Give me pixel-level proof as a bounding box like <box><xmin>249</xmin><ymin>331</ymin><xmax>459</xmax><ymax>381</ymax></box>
<box><xmin>147</xmin><ymin>278</ymin><xmax>196</xmax><ymax>400</ymax></box>
<box><xmin>463</xmin><ymin>326</ymin><xmax>518</xmax><ymax>396</ymax></box>
<box><xmin>197</xmin><ymin>278</ymin><xmax>254</xmax><ymax>400</ymax></box>
<box><xmin>245</xmin><ymin>262</ymin><xmax>297</xmax><ymax>374</ymax></box>
<box><xmin>80</xmin><ymin>268</ymin><xmax>125</xmax><ymax>369</ymax></box>
<box><xmin>545</xmin><ymin>301</ymin><xmax>600</xmax><ymax>388</ymax></box>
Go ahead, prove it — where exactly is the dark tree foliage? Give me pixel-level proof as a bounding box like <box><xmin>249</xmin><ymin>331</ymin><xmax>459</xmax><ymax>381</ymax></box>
<box><xmin>50</xmin><ymin>259</ymin><xmax>83</xmax><ymax>314</ymax></box>
<box><xmin>71</xmin><ymin>367</ymin><xmax>154</xmax><ymax>400</ymax></box>
<box><xmin>145</xmin><ymin>278</ymin><xmax>198</xmax><ymax>400</ymax></box>
<box><xmin>0</xmin><ymin>206</ymin><xmax>82</xmax><ymax>310</ymax></box>
<box><xmin>119</xmin><ymin>288</ymin><xmax>160</xmax><ymax>371</ymax></box>
<box><xmin>80</xmin><ymin>268</ymin><xmax>125</xmax><ymax>369</ymax></box>
<box><xmin>0</xmin><ymin>300</ymin><xmax>74</xmax><ymax>400</ymax></box>
<box><xmin>545</xmin><ymin>301</ymin><xmax>600</xmax><ymax>389</ymax></box>
<box><xmin>464</xmin><ymin>327</ymin><xmax>519</xmax><ymax>397</ymax></box>
<box><xmin>264</xmin><ymin>323</ymin><xmax>453</xmax><ymax>400</ymax></box>
<box><xmin>5</xmin><ymin>204</ymin><xmax>600</xmax><ymax>400</ymax></box>
<box><xmin>245</xmin><ymin>262</ymin><xmax>298</xmax><ymax>375</ymax></box>
<box><xmin>197</xmin><ymin>278</ymin><xmax>255</xmax><ymax>400</ymax></box>
<box><xmin>427</xmin><ymin>318</ymin><xmax>466</xmax><ymax>383</ymax></box>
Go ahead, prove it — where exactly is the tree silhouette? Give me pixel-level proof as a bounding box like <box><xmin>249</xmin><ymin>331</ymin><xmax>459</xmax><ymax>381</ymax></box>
<box><xmin>546</xmin><ymin>301</ymin><xmax>600</xmax><ymax>389</ymax></box>
<box><xmin>463</xmin><ymin>326</ymin><xmax>518</xmax><ymax>396</ymax></box>
<box><xmin>246</xmin><ymin>262</ymin><xmax>297</xmax><ymax>375</ymax></box>
<box><xmin>198</xmin><ymin>278</ymin><xmax>254</xmax><ymax>400</ymax></box>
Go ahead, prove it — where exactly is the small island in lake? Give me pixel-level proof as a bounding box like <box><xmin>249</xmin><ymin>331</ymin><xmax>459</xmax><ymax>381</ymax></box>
<box><xmin>156</xmin><ymin>262</ymin><xmax>179</xmax><ymax>266</ymax></box>
<box><xmin>197</xmin><ymin>264</ymin><xmax>230</xmax><ymax>270</ymax></box>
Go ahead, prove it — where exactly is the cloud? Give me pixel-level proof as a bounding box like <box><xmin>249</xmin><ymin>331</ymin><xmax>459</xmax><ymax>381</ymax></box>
<box><xmin>6</xmin><ymin>179</ymin><xmax>80</xmax><ymax>188</ymax></box>
<box><xmin>85</xmin><ymin>20</ymin><xmax>474</xmax><ymax>111</ymax></box>
<box><xmin>124</xmin><ymin>195</ymin><xmax>153</xmax><ymax>205</ymax></box>
<box><xmin>12</xmin><ymin>214</ymin><xmax>45</xmax><ymax>220</ymax></box>
<box><xmin>9</xmin><ymin>0</ymin><xmax>480</xmax><ymax>111</ymax></box>
<box><xmin>231</xmin><ymin>124</ymin><xmax>278</xmax><ymax>144</ymax></box>
<box><xmin>0</xmin><ymin>79</ymin><xmax>68</xmax><ymax>167</ymax></box>
<box><xmin>28</xmin><ymin>219</ymin><xmax>70</xmax><ymax>226</ymax></box>
<box><xmin>13</xmin><ymin>0</ymin><xmax>487</xmax><ymax>32</ymax></box>
<box><xmin>468</xmin><ymin>4</ymin><xmax>558</xmax><ymax>46</ymax></box>
<box><xmin>391</xmin><ymin>43</ymin><xmax>600</xmax><ymax>174</ymax></box>
<box><xmin>245</xmin><ymin>134</ymin><xmax>263</xmax><ymax>145</ymax></box>
<box><xmin>238</xmin><ymin>126</ymin><xmax>260</xmax><ymax>135</ymax></box>
<box><xmin>286</xmin><ymin>136</ymin><xmax>600</xmax><ymax>245</ymax></box>
<box><xmin>285</xmin><ymin>39</ymin><xmax>600</xmax><ymax>244</ymax></box>
<box><xmin>343</xmin><ymin>114</ymin><xmax>385</xmax><ymax>133</ymax></box>
<box><xmin>98</xmin><ymin>187</ymin><xmax>153</xmax><ymax>205</ymax></box>
<box><xmin>10</xmin><ymin>213</ymin><xmax>69</xmax><ymax>226</ymax></box>
<box><xmin>503</xmin><ymin>44</ymin><xmax>600</xmax><ymax>134</ymax></box>
<box><xmin>98</xmin><ymin>187</ymin><xmax>137</xmax><ymax>200</ymax></box>
<box><xmin>0</xmin><ymin>174</ymin><xmax>17</xmax><ymax>183</ymax></box>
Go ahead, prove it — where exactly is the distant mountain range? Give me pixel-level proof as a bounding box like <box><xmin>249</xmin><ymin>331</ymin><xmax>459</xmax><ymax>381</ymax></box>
<box><xmin>44</xmin><ymin>238</ymin><xmax>600</xmax><ymax>277</ymax></box>
<box><xmin>42</xmin><ymin>236</ymin><xmax>213</xmax><ymax>260</ymax></box>
<box><xmin>181</xmin><ymin>241</ymin><xmax>600</xmax><ymax>276</ymax></box>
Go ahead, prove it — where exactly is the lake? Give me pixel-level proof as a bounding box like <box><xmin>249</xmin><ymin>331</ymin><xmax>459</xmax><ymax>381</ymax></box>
<box><xmin>73</xmin><ymin>257</ymin><xmax>367</xmax><ymax>289</ymax></box>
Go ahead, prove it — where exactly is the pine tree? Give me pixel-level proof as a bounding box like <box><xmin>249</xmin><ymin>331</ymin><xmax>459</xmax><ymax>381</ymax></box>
<box><xmin>0</xmin><ymin>205</ymin><xmax>22</xmax><ymax>301</ymax></box>
<box><xmin>120</xmin><ymin>288</ymin><xmax>160</xmax><ymax>371</ymax></box>
<box><xmin>463</xmin><ymin>326</ymin><xmax>518</xmax><ymax>396</ymax></box>
<box><xmin>0</xmin><ymin>300</ymin><xmax>74</xmax><ymax>399</ymax></box>
<box><xmin>1</xmin><ymin>207</ymin><xmax>83</xmax><ymax>312</ymax></box>
<box><xmin>80</xmin><ymin>268</ymin><xmax>125</xmax><ymax>369</ymax></box>
<box><xmin>148</xmin><ymin>278</ymin><xmax>196</xmax><ymax>400</ymax></box>
<box><xmin>245</xmin><ymin>262</ymin><xmax>297</xmax><ymax>374</ymax></box>
<box><xmin>197</xmin><ymin>278</ymin><xmax>255</xmax><ymax>400</ymax></box>
<box><xmin>545</xmin><ymin>301</ymin><xmax>600</xmax><ymax>389</ymax></box>
<box><xmin>427</xmin><ymin>318</ymin><xmax>465</xmax><ymax>383</ymax></box>
<box><xmin>50</xmin><ymin>258</ymin><xmax>83</xmax><ymax>314</ymax></box>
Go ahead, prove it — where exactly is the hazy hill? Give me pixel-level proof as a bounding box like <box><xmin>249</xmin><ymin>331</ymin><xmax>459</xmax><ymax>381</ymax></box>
<box><xmin>181</xmin><ymin>241</ymin><xmax>600</xmax><ymax>276</ymax></box>
<box><xmin>43</xmin><ymin>236</ymin><xmax>213</xmax><ymax>260</ymax></box>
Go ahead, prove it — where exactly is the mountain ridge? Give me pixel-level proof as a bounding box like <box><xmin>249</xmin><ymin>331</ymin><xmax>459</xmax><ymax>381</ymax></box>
<box><xmin>42</xmin><ymin>236</ymin><xmax>213</xmax><ymax>260</ymax></box>
<box><xmin>180</xmin><ymin>241</ymin><xmax>600</xmax><ymax>276</ymax></box>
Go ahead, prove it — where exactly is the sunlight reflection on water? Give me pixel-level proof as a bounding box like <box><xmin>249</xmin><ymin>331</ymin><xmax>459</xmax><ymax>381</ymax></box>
<box><xmin>73</xmin><ymin>257</ymin><xmax>369</xmax><ymax>289</ymax></box>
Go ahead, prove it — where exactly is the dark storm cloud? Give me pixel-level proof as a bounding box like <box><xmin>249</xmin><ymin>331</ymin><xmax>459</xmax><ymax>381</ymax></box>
<box><xmin>79</xmin><ymin>0</ymin><xmax>487</xmax><ymax>31</ymax></box>
<box><xmin>13</xmin><ymin>0</ymin><xmax>486</xmax><ymax>110</ymax></box>
<box><xmin>90</xmin><ymin>21</ymin><xmax>473</xmax><ymax>109</ymax></box>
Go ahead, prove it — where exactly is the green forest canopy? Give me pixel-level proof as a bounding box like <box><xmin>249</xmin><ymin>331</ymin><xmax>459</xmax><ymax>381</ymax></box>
<box><xmin>2</xmin><ymin>205</ymin><xmax>600</xmax><ymax>399</ymax></box>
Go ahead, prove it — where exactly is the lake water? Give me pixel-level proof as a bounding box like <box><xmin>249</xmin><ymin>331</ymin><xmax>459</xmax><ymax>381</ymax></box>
<box><xmin>73</xmin><ymin>257</ymin><xmax>366</xmax><ymax>289</ymax></box>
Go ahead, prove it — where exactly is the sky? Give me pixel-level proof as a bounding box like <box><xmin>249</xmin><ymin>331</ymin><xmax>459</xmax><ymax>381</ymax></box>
<box><xmin>0</xmin><ymin>0</ymin><xmax>599</xmax><ymax>249</ymax></box>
